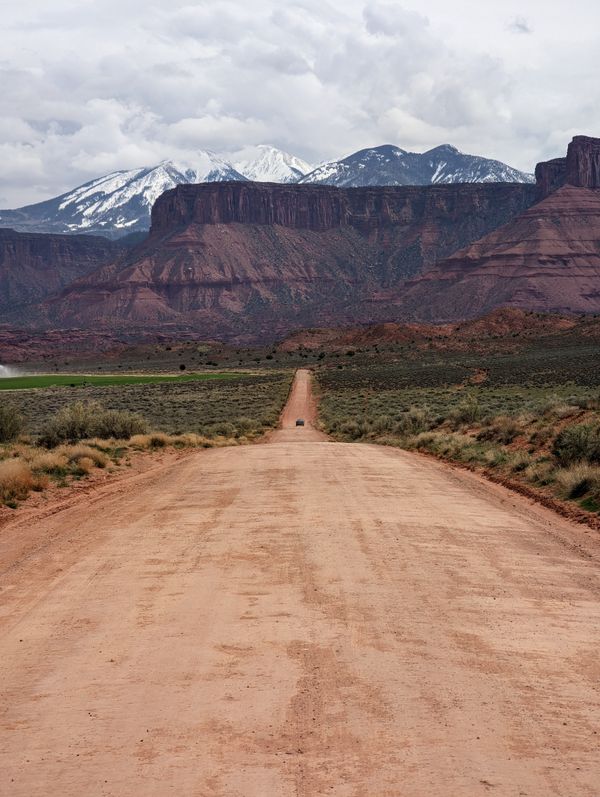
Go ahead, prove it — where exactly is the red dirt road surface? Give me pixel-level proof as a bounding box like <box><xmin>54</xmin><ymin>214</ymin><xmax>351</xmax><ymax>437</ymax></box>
<box><xmin>1</xmin><ymin>370</ymin><xmax>599</xmax><ymax>796</ymax></box>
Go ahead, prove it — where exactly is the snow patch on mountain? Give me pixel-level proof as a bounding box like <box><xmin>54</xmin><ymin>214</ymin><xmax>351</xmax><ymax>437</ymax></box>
<box><xmin>0</xmin><ymin>153</ymin><xmax>247</xmax><ymax>236</ymax></box>
<box><xmin>0</xmin><ymin>142</ymin><xmax>534</xmax><ymax>237</ymax></box>
<box><xmin>301</xmin><ymin>144</ymin><xmax>535</xmax><ymax>187</ymax></box>
<box><xmin>235</xmin><ymin>145</ymin><xmax>312</xmax><ymax>183</ymax></box>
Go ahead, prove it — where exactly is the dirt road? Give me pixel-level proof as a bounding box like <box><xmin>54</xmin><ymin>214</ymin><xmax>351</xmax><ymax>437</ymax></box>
<box><xmin>1</xmin><ymin>370</ymin><xmax>599</xmax><ymax>796</ymax></box>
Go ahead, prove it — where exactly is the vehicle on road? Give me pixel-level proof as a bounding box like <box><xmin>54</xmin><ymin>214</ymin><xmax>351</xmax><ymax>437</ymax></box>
<box><xmin>296</xmin><ymin>418</ymin><xmax>305</xmax><ymax>426</ymax></box>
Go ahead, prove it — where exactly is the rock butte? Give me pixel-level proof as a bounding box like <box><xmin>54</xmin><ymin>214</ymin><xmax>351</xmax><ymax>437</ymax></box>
<box><xmin>1</xmin><ymin>135</ymin><xmax>600</xmax><ymax>341</ymax></box>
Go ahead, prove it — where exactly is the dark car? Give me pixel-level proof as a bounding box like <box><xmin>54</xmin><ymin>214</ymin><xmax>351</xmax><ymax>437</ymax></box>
<box><xmin>295</xmin><ymin>418</ymin><xmax>305</xmax><ymax>426</ymax></box>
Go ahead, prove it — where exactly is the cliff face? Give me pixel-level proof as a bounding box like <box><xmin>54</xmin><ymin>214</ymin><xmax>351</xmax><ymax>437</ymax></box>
<box><xmin>535</xmin><ymin>158</ymin><xmax>567</xmax><ymax>200</ymax></box>
<box><xmin>536</xmin><ymin>135</ymin><xmax>600</xmax><ymax>199</ymax></box>
<box><xmin>394</xmin><ymin>135</ymin><xmax>600</xmax><ymax>322</ymax></box>
<box><xmin>6</xmin><ymin>134</ymin><xmax>600</xmax><ymax>341</ymax></box>
<box><xmin>566</xmin><ymin>135</ymin><xmax>600</xmax><ymax>188</ymax></box>
<box><xmin>0</xmin><ymin>229</ymin><xmax>125</xmax><ymax>314</ymax></box>
<box><xmin>150</xmin><ymin>180</ymin><xmax>534</xmax><ymax>239</ymax></box>
<box><xmin>40</xmin><ymin>182</ymin><xmax>535</xmax><ymax>340</ymax></box>
<box><xmin>399</xmin><ymin>185</ymin><xmax>600</xmax><ymax>321</ymax></box>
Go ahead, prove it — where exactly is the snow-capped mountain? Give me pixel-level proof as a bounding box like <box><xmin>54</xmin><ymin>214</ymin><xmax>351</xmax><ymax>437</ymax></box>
<box><xmin>0</xmin><ymin>153</ymin><xmax>247</xmax><ymax>237</ymax></box>
<box><xmin>300</xmin><ymin>144</ymin><xmax>535</xmax><ymax>187</ymax></box>
<box><xmin>234</xmin><ymin>145</ymin><xmax>313</xmax><ymax>183</ymax></box>
<box><xmin>0</xmin><ymin>143</ymin><xmax>534</xmax><ymax>238</ymax></box>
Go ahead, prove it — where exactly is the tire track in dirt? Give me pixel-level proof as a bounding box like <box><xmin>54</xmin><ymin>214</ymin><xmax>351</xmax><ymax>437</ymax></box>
<box><xmin>1</xmin><ymin>370</ymin><xmax>599</xmax><ymax>796</ymax></box>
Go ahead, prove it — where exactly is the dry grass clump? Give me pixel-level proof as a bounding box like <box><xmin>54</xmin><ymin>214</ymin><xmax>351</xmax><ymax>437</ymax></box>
<box><xmin>57</xmin><ymin>444</ymin><xmax>109</xmax><ymax>468</ymax></box>
<box><xmin>74</xmin><ymin>457</ymin><xmax>95</xmax><ymax>475</ymax></box>
<box><xmin>28</xmin><ymin>450</ymin><xmax>69</xmax><ymax>474</ymax></box>
<box><xmin>129</xmin><ymin>432</ymin><xmax>221</xmax><ymax>451</ymax></box>
<box><xmin>130</xmin><ymin>432</ymin><xmax>184</xmax><ymax>449</ymax></box>
<box><xmin>0</xmin><ymin>459</ymin><xmax>36</xmax><ymax>505</ymax></box>
<box><xmin>555</xmin><ymin>464</ymin><xmax>600</xmax><ymax>500</ymax></box>
<box><xmin>523</xmin><ymin>460</ymin><xmax>555</xmax><ymax>486</ymax></box>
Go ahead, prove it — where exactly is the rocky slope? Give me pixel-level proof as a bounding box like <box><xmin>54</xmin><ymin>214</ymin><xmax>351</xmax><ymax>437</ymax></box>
<box><xmin>399</xmin><ymin>136</ymin><xmax>600</xmax><ymax>321</ymax></box>
<box><xmin>300</xmin><ymin>144</ymin><xmax>534</xmax><ymax>187</ymax></box>
<box><xmin>38</xmin><ymin>181</ymin><xmax>536</xmax><ymax>340</ymax></box>
<box><xmin>277</xmin><ymin>307</ymin><xmax>586</xmax><ymax>353</ymax></box>
<box><xmin>399</xmin><ymin>186</ymin><xmax>600</xmax><ymax>320</ymax></box>
<box><xmin>0</xmin><ymin>229</ymin><xmax>127</xmax><ymax>315</ymax></box>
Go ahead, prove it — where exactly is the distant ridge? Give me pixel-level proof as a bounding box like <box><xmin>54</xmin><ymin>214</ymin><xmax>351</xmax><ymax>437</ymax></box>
<box><xmin>299</xmin><ymin>144</ymin><xmax>534</xmax><ymax>187</ymax></box>
<box><xmin>0</xmin><ymin>144</ymin><xmax>533</xmax><ymax>238</ymax></box>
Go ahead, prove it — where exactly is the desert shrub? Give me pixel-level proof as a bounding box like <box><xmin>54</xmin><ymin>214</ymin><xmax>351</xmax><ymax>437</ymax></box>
<box><xmin>339</xmin><ymin>419</ymin><xmax>363</xmax><ymax>440</ymax></box>
<box><xmin>0</xmin><ymin>403</ymin><xmax>24</xmax><ymax>443</ymax></box>
<box><xmin>370</xmin><ymin>415</ymin><xmax>394</xmax><ymax>434</ymax></box>
<box><xmin>394</xmin><ymin>407</ymin><xmax>432</xmax><ymax>436</ymax></box>
<box><xmin>40</xmin><ymin>400</ymin><xmax>101</xmax><ymax>445</ymax></box>
<box><xmin>0</xmin><ymin>459</ymin><xmax>34</xmax><ymax>504</ymax></box>
<box><xmin>206</xmin><ymin>421</ymin><xmax>237</xmax><ymax>438</ymax></box>
<box><xmin>553</xmin><ymin>423</ymin><xmax>600</xmax><ymax>466</ymax></box>
<box><xmin>234</xmin><ymin>417</ymin><xmax>259</xmax><ymax>436</ymax></box>
<box><xmin>555</xmin><ymin>464</ymin><xmax>600</xmax><ymax>500</ymax></box>
<box><xmin>477</xmin><ymin>415</ymin><xmax>522</xmax><ymax>444</ymax></box>
<box><xmin>93</xmin><ymin>409</ymin><xmax>147</xmax><ymax>440</ymax></box>
<box><xmin>449</xmin><ymin>395</ymin><xmax>481</xmax><ymax>426</ymax></box>
<box><xmin>40</xmin><ymin>401</ymin><xmax>147</xmax><ymax>446</ymax></box>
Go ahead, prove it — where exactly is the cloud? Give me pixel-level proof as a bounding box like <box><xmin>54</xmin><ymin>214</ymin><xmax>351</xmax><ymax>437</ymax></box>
<box><xmin>0</xmin><ymin>0</ymin><xmax>598</xmax><ymax>207</ymax></box>
<box><xmin>507</xmin><ymin>16</ymin><xmax>533</xmax><ymax>34</ymax></box>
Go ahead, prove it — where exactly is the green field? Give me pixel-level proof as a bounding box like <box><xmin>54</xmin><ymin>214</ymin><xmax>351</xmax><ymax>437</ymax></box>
<box><xmin>0</xmin><ymin>371</ymin><xmax>245</xmax><ymax>391</ymax></box>
<box><xmin>7</xmin><ymin>371</ymin><xmax>294</xmax><ymax>436</ymax></box>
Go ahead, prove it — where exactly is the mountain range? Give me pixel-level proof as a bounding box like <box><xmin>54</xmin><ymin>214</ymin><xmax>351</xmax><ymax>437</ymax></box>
<box><xmin>1</xmin><ymin>135</ymin><xmax>597</xmax><ymax>344</ymax></box>
<box><xmin>0</xmin><ymin>144</ymin><xmax>534</xmax><ymax>238</ymax></box>
<box><xmin>299</xmin><ymin>144</ymin><xmax>533</xmax><ymax>188</ymax></box>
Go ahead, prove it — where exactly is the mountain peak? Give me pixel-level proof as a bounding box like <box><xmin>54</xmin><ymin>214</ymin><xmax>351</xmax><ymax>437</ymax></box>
<box><xmin>234</xmin><ymin>145</ymin><xmax>313</xmax><ymax>183</ymax></box>
<box><xmin>425</xmin><ymin>144</ymin><xmax>461</xmax><ymax>156</ymax></box>
<box><xmin>0</xmin><ymin>142</ymin><xmax>535</xmax><ymax>237</ymax></box>
<box><xmin>300</xmin><ymin>143</ymin><xmax>533</xmax><ymax>188</ymax></box>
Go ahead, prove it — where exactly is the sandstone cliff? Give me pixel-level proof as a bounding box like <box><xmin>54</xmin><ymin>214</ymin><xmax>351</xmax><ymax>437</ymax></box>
<box><xmin>399</xmin><ymin>185</ymin><xmax>600</xmax><ymax>320</ymax></box>
<box><xmin>5</xmin><ymin>135</ymin><xmax>600</xmax><ymax>341</ymax></box>
<box><xmin>536</xmin><ymin>135</ymin><xmax>600</xmax><ymax>198</ymax></box>
<box><xmin>0</xmin><ymin>229</ymin><xmax>126</xmax><ymax>315</ymax></box>
<box><xmin>39</xmin><ymin>182</ymin><xmax>535</xmax><ymax>340</ymax></box>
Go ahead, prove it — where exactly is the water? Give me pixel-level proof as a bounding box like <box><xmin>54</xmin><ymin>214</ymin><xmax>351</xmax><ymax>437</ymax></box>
<box><xmin>0</xmin><ymin>365</ymin><xmax>20</xmax><ymax>378</ymax></box>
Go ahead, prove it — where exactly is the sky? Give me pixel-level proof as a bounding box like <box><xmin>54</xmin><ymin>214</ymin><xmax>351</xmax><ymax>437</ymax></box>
<box><xmin>1</xmin><ymin>0</ymin><xmax>599</xmax><ymax>207</ymax></box>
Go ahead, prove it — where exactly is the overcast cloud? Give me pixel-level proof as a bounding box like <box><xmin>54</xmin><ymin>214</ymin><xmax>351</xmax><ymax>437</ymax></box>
<box><xmin>1</xmin><ymin>0</ymin><xmax>599</xmax><ymax>206</ymax></box>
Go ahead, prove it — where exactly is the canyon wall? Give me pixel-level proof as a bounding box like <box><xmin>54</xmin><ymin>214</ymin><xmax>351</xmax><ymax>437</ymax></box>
<box><xmin>3</xmin><ymin>134</ymin><xmax>599</xmax><ymax>341</ymax></box>
<box><xmin>536</xmin><ymin>135</ymin><xmax>600</xmax><ymax>198</ymax></box>
<box><xmin>0</xmin><ymin>229</ymin><xmax>126</xmax><ymax>314</ymax></box>
<box><xmin>150</xmin><ymin>181</ymin><xmax>535</xmax><ymax>241</ymax></box>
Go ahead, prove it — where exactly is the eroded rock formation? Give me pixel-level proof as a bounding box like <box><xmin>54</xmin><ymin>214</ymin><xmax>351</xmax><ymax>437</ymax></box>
<box><xmin>0</xmin><ymin>229</ymin><xmax>126</xmax><ymax>314</ymax></box>
<box><xmin>400</xmin><ymin>184</ymin><xmax>600</xmax><ymax>320</ymax></box>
